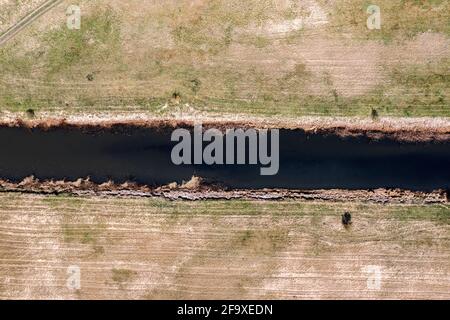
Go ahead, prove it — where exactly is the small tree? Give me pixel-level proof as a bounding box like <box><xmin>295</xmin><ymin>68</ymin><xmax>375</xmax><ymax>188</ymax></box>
<box><xmin>342</xmin><ymin>212</ymin><xmax>352</xmax><ymax>226</ymax></box>
<box><xmin>25</xmin><ymin>108</ymin><xmax>35</xmax><ymax>118</ymax></box>
<box><xmin>371</xmin><ymin>108</ymin><xmax>379</xmax><ymax>120</ymax></box>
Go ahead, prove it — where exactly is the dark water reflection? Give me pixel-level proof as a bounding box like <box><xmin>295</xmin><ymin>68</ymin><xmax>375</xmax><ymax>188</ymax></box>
<box><xmin>0</xmin><ymin>126</ymin><xmax>448</xmax><ymax>191</ymax></box>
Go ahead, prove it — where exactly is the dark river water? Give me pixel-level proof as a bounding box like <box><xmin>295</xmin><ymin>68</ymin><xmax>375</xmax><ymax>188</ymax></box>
<box><xmin>0</xmin><ymin>126</ymin><xmax>448</xmax><ymax>191</ymax></box>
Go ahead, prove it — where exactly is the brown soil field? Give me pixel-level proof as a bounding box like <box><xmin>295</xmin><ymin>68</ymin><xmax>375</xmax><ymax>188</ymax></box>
<box><xmin>0</xmin><ymin>192</ymin><xmax>449</xmax><ymax>299</ymax></box>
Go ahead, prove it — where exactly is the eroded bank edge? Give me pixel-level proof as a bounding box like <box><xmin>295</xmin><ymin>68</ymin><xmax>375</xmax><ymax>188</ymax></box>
<box><xmin>0</xmin><ymin>114</ymin><xmax>449</xmax><ymax>142</ymax></box>
<box><xmin>0</xmin><ymin>177</ymin><xmax>447</xmax><ymax>204</ymax></box>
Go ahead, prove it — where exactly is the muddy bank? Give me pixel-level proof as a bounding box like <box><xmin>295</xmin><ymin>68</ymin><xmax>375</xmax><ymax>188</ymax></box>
<box><xmin>0</xmin><ymin>177</ymin><xmax>447</xmax><ymax>204</ymax></box>
<box><xmin>1</xmin><ymin>115</ymin><xmax>449</xmax><ymax>142</ymax></box>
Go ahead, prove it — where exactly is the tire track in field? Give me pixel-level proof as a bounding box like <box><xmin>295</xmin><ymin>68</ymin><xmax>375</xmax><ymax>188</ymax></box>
<box><xmin>0</xmin><ymin>0</ymin><xmax>63</xmax><ymax>47</ymax></box>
